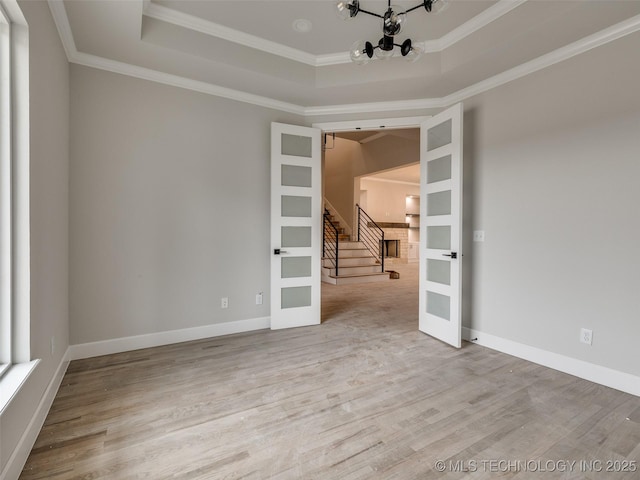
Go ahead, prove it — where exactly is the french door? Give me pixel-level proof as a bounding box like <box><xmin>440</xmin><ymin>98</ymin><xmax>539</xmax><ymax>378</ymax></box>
<box><xmin>419</xmin><ymin>103</ymin><xmax>463</xmax><ymax>347</ymax></box>
<box><xmin>270</xmin><ymin>123</ymin><xmax>322</xmax><ymax>329</ymax></box>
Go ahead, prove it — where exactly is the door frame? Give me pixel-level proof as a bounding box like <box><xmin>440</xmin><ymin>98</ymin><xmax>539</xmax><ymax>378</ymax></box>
<box><xmin>312</xmin><ymin>116</ymin><xmax>431</xmax><ymax>133</ymax></box>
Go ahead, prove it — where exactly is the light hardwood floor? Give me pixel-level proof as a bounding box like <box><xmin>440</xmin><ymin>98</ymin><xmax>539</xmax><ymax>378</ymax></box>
<box><xmin>21</xmin><ymin>264</ymin><xmax>640</xmax><ymax>479</ymax></box>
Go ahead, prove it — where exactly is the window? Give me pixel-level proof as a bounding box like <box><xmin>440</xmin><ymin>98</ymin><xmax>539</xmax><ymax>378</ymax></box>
<box><xmin>0</xmin><ymin>1</ymin><xmax>11</xmax><ymax>377</ymax></box>
<box><xmin>0</xmin><ymin>0</ymin><xmax>31</xmax><ymax>390</ymax></box>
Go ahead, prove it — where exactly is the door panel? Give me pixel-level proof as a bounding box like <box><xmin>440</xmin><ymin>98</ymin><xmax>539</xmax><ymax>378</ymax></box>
<box><xmin>419</xmin><ymin>104</ymin><xmax>463</xmax><ymax>347</ymax></box>
<box><xmin>271</xmin><ymin>123</ymin><xmax>321</xmax><ymax>330</ymax></box>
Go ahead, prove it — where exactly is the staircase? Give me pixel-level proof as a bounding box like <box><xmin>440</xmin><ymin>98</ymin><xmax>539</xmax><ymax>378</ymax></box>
<box><xmin>322</xmin><ymin>205</ymin><xmax>389</xmax><ymax>285</ymax></box>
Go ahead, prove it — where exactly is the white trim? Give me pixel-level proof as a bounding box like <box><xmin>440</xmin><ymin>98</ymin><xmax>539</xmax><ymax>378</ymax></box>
<box><xmin>68</xmin><ymin>317</ymin><xmax>271</xmax><ymax>361</ymax></box>
<box><xmin>47</xmin><ymin>0</ymin><xmax>304</xmax><ymax>116</ymax></box>
<box><xmin>306</xmin><ymin>98</ymin><xmax>446</xmax><ymax>117</ymax></box>
<box><xmin>442</xmin><ymin>13</ymin><xmax>640</xmax><ymax>107</ymax></box>
<box><xmin>312</xmin><ymin>116</ymin><xmax>430</xmax><ymax>132</ymax></box>
<box><xmin>0</xmin><ymin>2</ymin><xmax>11</xmax><ymax>369</ymax></box>
<box><xmin>143</xmin><ymin>2</ymin><xmax>321</xmax><ymax>67</ymax></box>
<box><xmin>315</xmin><ymin>51</ymin><xmax>351</xmax><ymax>67</ymax></box>
<box><xmin>0</xmin><ymin>360</ymin><xmax>38</xmax><ymax>415</ymax></box>
<box><xmin>435</xmin><ymin>0</ymin><xmax>527</xmax><ymax>51</ymax></box>
<box><xmin>0</xmin><ymin>352</ymin><xmax>68</xmax><ymax>480</ymax></box>
<box><xmin>309</xmin><ymin>13</ymin><xmax>640</xmax><ymax>116</ymax></box>
<box><xmin>47</xmin><ymin>0</ymin><xmax>76</xmax><ymax>59</ymax></box>
<box><xmin>47</xmin><ymin>2</ymin><xmax>640</xmax><ymax>117</ymax></box>
<box><xmin>462</xmin><ymin>327</ymin><xmax>640</xmax><ymax>397</ymax></box>
<box><xmin>143</xmin><ymin>0</ymin><xmax>527</xmax><ymax>67</ymax></box>
<box><xmin>71</xmin><ymin>51</ymin><xmax>305</xmax><ymax>115</ymax></box>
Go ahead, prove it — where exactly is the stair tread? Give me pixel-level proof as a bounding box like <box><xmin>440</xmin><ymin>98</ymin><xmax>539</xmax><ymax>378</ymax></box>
<box><xmin>329</xmin><ymin>272</ymin><xmax>388</xmax><ymax>278</ymax></box>
<box><xmin>327</xmin><ymin>264</ymin><xmax>380</xmax><ymax>270</ymax></box>
<box><xmin>322</xmin><ymin>256</ymin><xmax>378</xmax><ymax>260</ymax></box>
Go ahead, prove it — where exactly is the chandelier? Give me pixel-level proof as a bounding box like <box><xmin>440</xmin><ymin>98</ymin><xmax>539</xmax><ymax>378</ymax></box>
<box><xmin>336</xmin><ymin>0</ymin><xmax>445</xmax><ymax>64</ymax></box>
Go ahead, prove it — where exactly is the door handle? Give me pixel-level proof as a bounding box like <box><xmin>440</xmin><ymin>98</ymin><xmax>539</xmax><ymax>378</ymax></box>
<box><xmin>443</xmin><ymin>252</ymin><xmax>458</xmax><ymax>259</ymax></box>
<box><xmin>274</xmin><ymin>249</ymin><xmax>288</xmax><ymax>255</ymax></box>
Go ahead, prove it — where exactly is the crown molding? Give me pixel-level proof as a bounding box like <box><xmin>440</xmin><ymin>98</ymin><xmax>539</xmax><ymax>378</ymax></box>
<box><xmin>71</xmin><ymin>51</ymin><xmax>305</xmax><ymax>115</ymax></box>
<box><xmin>47</xmin><ymin>1</ymin><xmax>640</xmax><ymax>118</ymax></box>
<box><xmin>441</xmin><ymin>12</ymin><xmax>640</xmax><ymax>107</ymax></box>
<box><xmin>48</xmin><ymin>0</ymin><xmax>77</xmax><ymax>59</ymax></box>
<box><xmin>435</xmin><ymin>0</ymin><xmax>527</xmax><ymax>51</ymax></box>
<box><xmin>145</xmin><ymin>0</ymin><xmax>355</xmax><ymax>66</ymax></box>
<box><xmin>143</xmin><ymin>2</ymin><xmax>323</xmax><ymax>67</ymax></box>
<box><xmin>142</xmin><ymin>0</ymin><xmax>528</xmax><ymax>67</ymax></box>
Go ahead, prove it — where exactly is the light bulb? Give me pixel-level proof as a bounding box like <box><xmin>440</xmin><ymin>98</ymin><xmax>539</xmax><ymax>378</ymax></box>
<box><xmin>383</xmin><ymin>6</ymin><xmax>406</xmax><ymax>36</ymax></box>
<box><xmin>404</xmin><ymin>43</ymin><xmax>424</xmax><ymax>63</ymax></box>
<box><xmin>350</xmin><ymin>40</ymin><xmax>373</xmax><ymax>65</ymax></box>
<box><xmin>336</xmin><ymin>0</ymin><xmax>358</xmax><ymax>20</ymax></box>
<box><xmin>431</xmin><ymin>0</ymin><xmax>449</xmax><ymax>14</ymax></box>
<box><xmin>375</xmin><ymin>47</ymin><xmax>394</xmax><ymax>61</ymax></box>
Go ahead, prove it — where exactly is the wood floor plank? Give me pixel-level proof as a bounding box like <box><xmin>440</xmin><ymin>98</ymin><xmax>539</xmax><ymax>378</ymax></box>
<box><xmin>20</xmin><ymin>264</ymin><xmax>640</xmax><ymax>479</ymax></box>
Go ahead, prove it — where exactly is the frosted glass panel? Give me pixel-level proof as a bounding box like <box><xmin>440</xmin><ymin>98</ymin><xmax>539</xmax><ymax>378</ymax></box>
<box><xmin>427</xmin><ymin>155</ymin><xmax>451</xmax><ymax>183</ymax></box>
<box><xmin>427</xmin><ymin>119</ymin><xmax>452</xmax><ymax>151</ymax></box>
<box><xmin>282</xmin><ymin>257</ymin><xmax>312</xmax><ymax>278</ymax></box>
<box><xmin>282</xmin><ymin>227</ymin><xmax>311</xmax><ymax>247</ymax></box>
<box><xmin>282</xmin><ymin>286</ymin><xmax>311</xmax><ymax>309</ymax></box>
<box><xmin>282</xmin><ymin>134</ymin><xmax>312</xmax><ymax>157</ymax></box>
<box><xmin>427</xmin><ymin>291</ymin><xmax>450</xmax><ymax>320</ymax></box>
<box><xmin>427</xmin><ymin>191</ymin><xmax>451</xmax><ymax>216</ymax></box>
<box><xmin>427</xmin><ymin>226</ymin><xmax>451</xmax><ymax>250</ymax></box>
<box><xmin>427</xmin><ymin>259</ymin><xmax>450</xmax><ymax>285</ymax></box>
<box><xmin>282</xmin><ymin>165</ymin><xmax>312</xmax><ymax>187</ymax></box>
<box><xmin>282</xmin><ymin>195</ymin><xmax>311</xmax><ymax>217</ymax></box>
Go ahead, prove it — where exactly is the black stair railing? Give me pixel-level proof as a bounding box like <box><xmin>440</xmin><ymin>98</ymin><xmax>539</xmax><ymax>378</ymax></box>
<box><xmin>323</xmin><ymin>209</ymin><xmax>339</xmax><ymax>276</ymax></box>
<box><xmin>356</xmin><ymin>204</ymin><xmax>384</xmax><ymax>273</ymax></box>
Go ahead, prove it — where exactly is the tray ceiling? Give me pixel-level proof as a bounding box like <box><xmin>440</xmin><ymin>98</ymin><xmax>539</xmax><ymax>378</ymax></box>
<box><xmin>51</xmin><ymin>0</ymin><xmax>640</xmax><ymax>114</ymax></box>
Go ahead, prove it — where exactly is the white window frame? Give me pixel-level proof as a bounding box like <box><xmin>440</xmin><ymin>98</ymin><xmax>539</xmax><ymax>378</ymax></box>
<box><xmin>0</xmin><ymin>0</ymin><xmax>33</xmax><ymax>407</ymax></box>
<box><xmin>0</xmin><ymin>0</ymin><xmax>12</xmax><ymax>378</ymax></box>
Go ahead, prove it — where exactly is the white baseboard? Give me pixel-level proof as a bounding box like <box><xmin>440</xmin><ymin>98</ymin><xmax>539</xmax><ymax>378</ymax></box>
<box><xmin>462</xmin><ymin>327</ymin><xmax>640</xmax><ymax>397</ymax></box>
<box><xmin>68</xmin><ymin>316</ymin><xmax>271</xmax><ymax>361</ymax></box>
<box><xmin>0</xmin><ymin>349</ymin><xmax>70</xmax><ymax>480</ymax></box>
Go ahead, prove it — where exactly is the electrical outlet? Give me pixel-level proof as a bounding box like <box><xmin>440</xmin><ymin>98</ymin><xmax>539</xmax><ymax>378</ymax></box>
<box><xmin>580</xmin><ymin>328</ymin><xmax>593</xmax><ymax>345</ymax></box>
<box><xmin>473</xmin><ymin>230</ymin><xmax>485</xmax><ymax>242</ymax></box>
<box><xmin>256</xmin><ymin>293</ymin><xmax>263</xmax><ymax>305</ymax></box>
<box><xmin>221</xmin><ymin>297</ymin><xmax>229</xmax><ymax>309</ymax></box>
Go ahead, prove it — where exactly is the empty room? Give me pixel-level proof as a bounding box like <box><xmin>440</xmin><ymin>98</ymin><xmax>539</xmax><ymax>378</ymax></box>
<box><xmin>1</xmin><ymin>1</ymin><xmax>640</xmax><ymax>479</ymax></box>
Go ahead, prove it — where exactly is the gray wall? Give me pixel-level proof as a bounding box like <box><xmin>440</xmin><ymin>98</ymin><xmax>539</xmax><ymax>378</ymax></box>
<box><xmin>0</xmin><ymin>0</ymin><xmax>69</xmax><ymax>474</ymax></box>
<box><xmin>69</xmin><ymin>65</ymin><xmax>302</xmax><ymax>344</ymax></box>
<box><xmin>462</xmin><ymin>31</ymin><xmax>640</xmax><ymax>376</ymax></box>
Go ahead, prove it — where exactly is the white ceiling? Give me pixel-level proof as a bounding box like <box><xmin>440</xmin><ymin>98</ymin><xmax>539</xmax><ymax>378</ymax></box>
<box><xmin>51</xmin><ymin>0</ymin><xmax>640</xmax><ymax>115</ymax></box>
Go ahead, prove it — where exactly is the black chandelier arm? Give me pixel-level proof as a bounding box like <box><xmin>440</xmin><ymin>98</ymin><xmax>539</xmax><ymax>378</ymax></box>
<box><xmin>356</xmin><ymin>8</ymin><xmax>384</xmax><ymax>19</ymax></box>
<box><xmin>405</xmin><ymin>0</ymin><xmax>434</xmax><ymax>14</ymax></box>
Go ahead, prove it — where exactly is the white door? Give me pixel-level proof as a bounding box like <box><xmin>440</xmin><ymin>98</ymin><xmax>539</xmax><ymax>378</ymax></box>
<box><xmin>270</xmin><ymin>123</ymin><xmax>322</xmax><ymax>330</ymax></box>
<box><xmin>419</xmin><ymin>103</ymin><xmax>463</xmax><ymax>347</ymax></box>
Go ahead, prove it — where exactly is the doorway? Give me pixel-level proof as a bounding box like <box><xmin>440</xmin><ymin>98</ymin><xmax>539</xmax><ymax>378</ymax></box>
<box><xmin>319</xmin><ymin>127</ymin><xmax>422</xmax><ymax>325</ymax></box>
<box><xmin>270</xmin><ymin>107</ymin><xmax>464</xmax><ymax>346</ymax></box>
